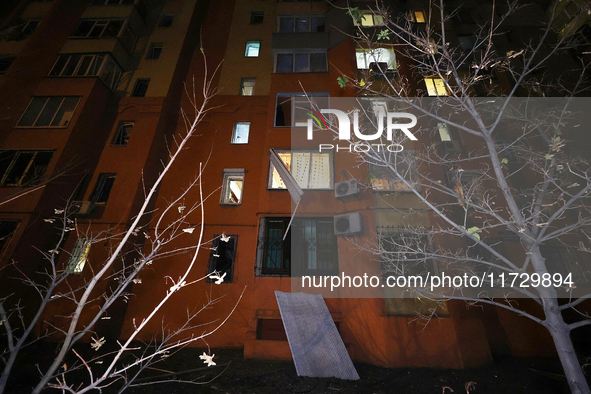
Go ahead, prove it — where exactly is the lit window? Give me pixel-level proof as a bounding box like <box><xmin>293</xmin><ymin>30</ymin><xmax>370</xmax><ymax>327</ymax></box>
<box><xmin>269</xmin><ymin>151</ymin><xmax>332</xmax><ymax>190</ymax></box>
<box><xmin>232</xmin><ymin>122</ymin><xmax>250</xmax><ymax>144</ymax></box>
<box><xmin>221</xmin><ymin>170</ymin><xmax>244</xmax><ymax>205</ymax></box>
<box><xmin>250</xmin><ymin>11</ymin><xmax>264</xmax><ymax>24</ymax></box>
<box><xmin>71</xmin><ymin>19</ymin><xmax>125</xmax><ymax>38</ymax></box>
<box><xmin>245</xmin><ymin>41</ymin><xmax>261</xmax><ymax>57</ymax></box>
<box><xmin>17</xmin><ymin>97</ymin><xmax>80</xmax><ymax>128</ymax></box>
<box><xmin>132</xmin><ymin>79</ymin><xmax>150</xmax><ymax>97</ymax></box>
<box><xmin>437</xmin><ymin>123</ymin><xmax>452</xmax><ymax>141</ymax></box>
<box><xmin>352</xmin><ymin>11</ymin><xmax>383</xmax><ymax>26</ymax></box>
<box><xmin>356</xmin><ymin>48</ymin><xmax>396</xmax><ymax>70</ymax></box>
<box><xmin>49</xmin><ymin>54</ymin><xmax>122</xmax><ymax>90</ymax></box>
<box><xmin>370</xmin><ymin>150</ymin><xmax>420</xmax><ymax>192</ymax></box>
<box><xmin>0</xmin><ymin>151</ymin><xmax>53</xmax><ymax>186</ymax></box>
<box><xmin>67</xmin><ymin>238</ymin><xmax>91</xmax><ymax>274</ymax></box>
<box><xmin>275</xmin><ymin>52</ymin><xmax>327</xmax><ymax>73</ymax></box>
<box><xmin>146</xmin><ymin>43</ymin><xmax>163</xmax><ymax>59</ymax></box>
<box><xmin>278</xmin><ymin>16</ymin><xmax>325</xmax><ymax>32</ymax></box>
<box><xmin>240</xmin><ymin>78</ymin><xmax>255</xmax><ymax>95</ymax></box>
<box><xmin>424</xmin><ymin>77</ymin><xmax>448</xmax><ymax>96</ymax></box>
<box><xmin>207</xmin><ymin>234</ymin><xmax>236</xmax><ymax>282</ymax></box>
<box><xmin>112</xmin><ymin>122</ymin><xmax>133</xmax><ymax>146</ymax></box>
<box><xmin>158</xmin><ymin>14</ymin><xmax>174</xmax><ymax>27</ymax></box>
<box><xmin>411</xmin><ymin>10</ymin><xmax>426</xmax><ymax>23</ymax></box>
<box><xmin>90</xmin><ymin>173</ymin><xmax>116</xmax><ymax>203</ymax></box>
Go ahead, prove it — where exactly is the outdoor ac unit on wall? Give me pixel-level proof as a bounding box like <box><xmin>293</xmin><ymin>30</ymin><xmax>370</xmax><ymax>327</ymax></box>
<box><xmin>69</xmin><ymin>201</ymin><xmax>95</xmax><ymax>217</ymax></box>
<box><xmin>335</xmin><ymin>179</ymin><xmax>360</xmax><ymax>199</ymax></box>
<box><xmin>334</xmin><ymin>212</ymin><xmax>363</xmax><ymax>236</ymax></box>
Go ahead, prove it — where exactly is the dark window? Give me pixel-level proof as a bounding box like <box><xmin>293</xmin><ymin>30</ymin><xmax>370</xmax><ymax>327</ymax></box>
<box><xmin>278</xmin><ymin>16</ymin><xmax>324</xmax><ymax>33</ymax></box>
<box><xmin>90</xmin><ymin>173</ymin><xmax>115</xmax><ymax>203</ymax></box>
<box><xmin>146</xmin><ymin>43</ymin><xmax>163</xmax><ymax>59</ymax></box>
<box><xmin>256</xmin><ymin>319</ymin><xmax>287</xmax><ymax>340</ymax></box>
<box><xmin>20</xmin><ymin>20</ymin><xmax>40</xmax><ymax>38</ymax></box>
<box><xmin>458</xmin><ymin>35</ymin><xmax>477</xmax><ymax>50</ymax></box>
<box><xmin>452</xmin><ymin>9</ymin><xmax>475</xmax><ymax>25</ymax></box>
<box><xmin>274</xmin><ymin>92</ymin><xmax>329</xmax><ymax>127</ymax></box>
<box><xmin>0</xmin><ymin>56</ymin><xmax>15</xmax><ymax>74</ymax></box>
<box><xmin>131</xmin><ymin>79</ymin><xmax>149</xmax><ymax>97</ymax></box>
<box><xmin>0</xmin><ymin>221</ymin><xmax>18</xmax><ymax>253</ymax></box>
<box><xmin>207</xmin><ymin>234</ymin><xmax>237</xmax><ymax>282</ymax></box>
<box><xmin>250</xmin><ymin>11</ymin><xmax>264</xmax><ymax>24</ymax></box>
<box><xmin>135</xmin><ymin>0</ymin><xmax>149</xmax><ymax>22</ymax></box>
<box><xmin>257</xmin><ymin>217</ymin><xmax>337</xmax><ymax>276</ymax></box>
<box><xmin>0</xmin><ymin>151</ymin><xmax>53</xmax><ymax>186</ymax></box>
<box><xmin>158</xmin><ymin>14</ymin><xmax>174</xmax><ymax>27</ymax></box>
<box><xmin>112</xmin><ymin>122</ymin><xmax>133</xmax><ymax>146</ymax></box>
<box><xmin>72</xmin><ymin>19</ymin><xmax>124</xmax><ymax>38</ymax></box>
<box><xmin>17</xmin><ymin>97</ymin><xmax>80</xmax><ymax>127</ymax></box>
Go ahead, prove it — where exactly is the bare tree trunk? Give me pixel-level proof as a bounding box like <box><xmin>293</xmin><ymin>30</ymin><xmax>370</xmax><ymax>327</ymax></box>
<box><xmin>543</xmin><ymin>299</ymin><xmax>590</xmax><ymax>394</ymax></box>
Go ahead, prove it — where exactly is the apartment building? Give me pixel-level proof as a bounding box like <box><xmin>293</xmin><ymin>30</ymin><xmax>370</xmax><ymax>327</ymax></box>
<box><xmin>0</xmin><ymin>0</ymin><xmax>589</xmax><ymax>370</ymax></box>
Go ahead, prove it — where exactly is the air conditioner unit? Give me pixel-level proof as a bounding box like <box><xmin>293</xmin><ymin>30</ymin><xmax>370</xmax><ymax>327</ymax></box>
<box><xmin>69</xmin><ymin>201</ymin><xmax>95</xmax><ymax>217</ymax></box>
<box><xmin>335</xmin><ymin>179</ymin><xmax>360</xmax><ymax>199</ymax></box>
<box><xmin>441</xmin><ymin>140</ymin><xmax>461</xmax><ymax>154</ymax></box>
<box><xmin>334</xmin><ymin>212</ymin><xmax>363</xmax><ymax>236</ymax></box>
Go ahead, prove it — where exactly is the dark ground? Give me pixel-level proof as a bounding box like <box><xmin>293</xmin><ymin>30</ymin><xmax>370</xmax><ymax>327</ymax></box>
<box><xmin>114</xmin><ymin>349</ymin><xmax>576</xmax><ymax>394</ymax></box>
<box><xmin>5</xmin><ymin>346</ymin><xmax>587</xmax><ymax>393</ymax></box>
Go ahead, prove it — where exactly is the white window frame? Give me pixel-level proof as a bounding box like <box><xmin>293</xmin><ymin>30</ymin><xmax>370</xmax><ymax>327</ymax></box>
<box><xmin>220</xmin><ymin>169</ymin><xmax>245</xmax><ymax>205</ymax></box>
<box><xmin>240</xmin><ymin>78</ymin><xmax>255</xmax><ymax>96</ymax></box>
<box><xmin>48</xmin><ymin>53</ymin><xmax>122</xmax><ymax>90</ymax></box>
<box><xmin>231</xmin><ymin>122</ymin><xmax>250</xmax><ymax>144</ymax></box>
<box><xmin>274</xmin><ymin>51</ymin><xmax>327</xmax><ymax>73</ymax></box>
<box><xmin>268</xmin><ymin>150</ymin><xmax>333</xmax><ymax>190</ymax></box>
<box><xmin>245</xmin><ymin>41</ymin><xmax>261</xmax><ymax>57</ymax></box>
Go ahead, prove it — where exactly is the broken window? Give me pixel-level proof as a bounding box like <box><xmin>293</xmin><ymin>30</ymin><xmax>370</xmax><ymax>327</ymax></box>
<box><xmin>112</xmin><ymin>122</ymin><xmax>133</xmax><ymax>146</ymax></box>
<box><xmin>90</xmin><ymin>173</ymin><xmax>116</xmax><ymax>203</ymax></box>
<box><xmin>66</xmin><ymin>238</ymin><xmax>91</xmax><ymax>274</ymax></box>
<box><xmin>207</xmin><ymin>234</ymin><xmax>236</xmax><ymax>282</ymax></box>
<box><xmin>0</xmin><ymin>151</ymin><xmax>53</xmax><ymax>186</ymax></box>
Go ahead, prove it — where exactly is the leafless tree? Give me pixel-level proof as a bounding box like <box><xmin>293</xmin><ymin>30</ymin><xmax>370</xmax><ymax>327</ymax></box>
<box><xmin>325</xmin><ymin>1</ymin><xmax>591</xmax><ymax>393</ymax></box>
<box><xmin>0</xmin><ymin>51</ymin><xmax>243</xmax><ymax>393</ymax></box>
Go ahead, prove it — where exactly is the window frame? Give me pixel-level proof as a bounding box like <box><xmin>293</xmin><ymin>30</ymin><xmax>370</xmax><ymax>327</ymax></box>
<box><xmin>424</xmin><ymin>77</ymin><xmax>449</xmax><ymax>96</ymax></box>
<box><xmin>111</xmin><ymin>121</ymin><xmax>134</xmax><ymax>146</ymax></box>
<box><xmin>255</xmin><ymin>216</ymin><xmax>338</xmax><ymax>276</ymax></box>
<box><xmin>48</xmin><ymin>53</ymin><xmax>122</xmax><ymax>90</ymax></box>
<box><xmin>158</xmin><ymin>13</ymin><xmax>174</xmax><ymax>27</ymax></box>
<box><xmin>16</xmin><ymin>96</ymin><xmax>81</xmax><ymax>128</ymax></box>
<box><xmin>410</xmin><ymin>10</ymin><xmax>426</xmax><ymax>23</ymax></box>
<box><xmin>220</xmin><ymin>169</ymin><xmax>245</xmax><ymax>205</ymax></box>
<box><xmin>66</xmin><ymin>238</ymin><xmax>91</xmax><ymax>275</ymax></box>
<box><xmin>70</xmin><ymin>19</ymin><xmax>127</xmax><ymax>39</ymax></box>
<box><xmin>207</xmin><ymin>234</ymin><xmax>237</xmax><ymax>283</ymax></box>
<box><xmin>239</xmin><ymin>78</ymin><xmax>255</xmax><ymax>96</ymax></box>
<box><xmin>244</xmin><ymin>41</ymin><xmax>261</xmax><ymax>57</ymax></box>
<box><xmin>250</xmin><ymin>11</ymin><xmax>264</xmax><ymax>25</ymax></box>
<box><xmin>267</xmin><ymin>150</ymin><xmax>333</xmax><ymax>191</ymax></box>
<box><xmin>274</xmin><ymin>92</ymin><xmax>329</xmax><ymax>127</ymax></box>
<box><xmin>370</xmin><ymin>150</ymin><xmax>420</xmax><ymax>193</ymax></box>
<box><xmin>277</xmin><ymin>15</ymin><xmax>325</xmax><ymax>33</ymax></box>
<box><xmin>352</xmin><ymin>11</ymin><xmax>383</xmax><ymax>27</ymax></box>
<box><xmin>274</xmin><ymin>51</ymin><xmax>327</xmax><ymax>73</ymax></box>
<box><xmin>90</xmin><ymin>173</ymin><xmax>116</xmax><ymax>204</ymax></box>
<box><xmin>146</xmin><ymin>43</ymin><xmax>163</xmax><ymax>59</ymax></box>
<box><xmin>131</xmin><ymin>78</ymin><xmax>150</xmax><ymax>97</ymax></box>
<box><xmin>231</xmin><ymin>122</ymin><xmax>250</xmax><ymax>144</ymax></box>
